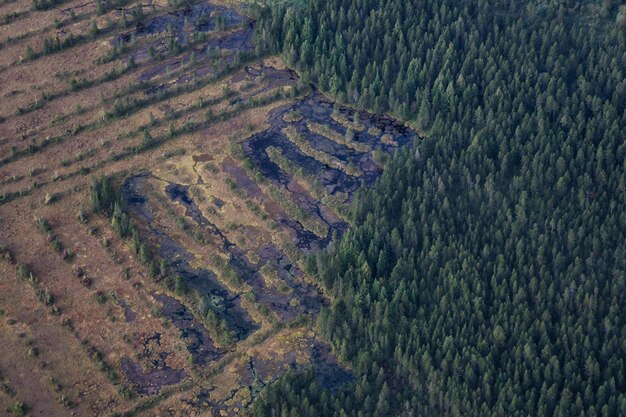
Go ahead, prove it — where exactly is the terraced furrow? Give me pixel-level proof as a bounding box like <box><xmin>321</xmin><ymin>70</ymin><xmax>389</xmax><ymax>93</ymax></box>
<box><xmin>0</xmin><ymin>0</ymin><xmax>419</xmax><ymax>415</ymax></box>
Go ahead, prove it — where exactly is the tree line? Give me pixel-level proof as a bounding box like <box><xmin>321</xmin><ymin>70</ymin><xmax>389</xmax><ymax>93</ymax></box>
<box><xmin>247</xmin><ymin>0</ymin><xmax>626</xmax><ymax>416</ymax></box>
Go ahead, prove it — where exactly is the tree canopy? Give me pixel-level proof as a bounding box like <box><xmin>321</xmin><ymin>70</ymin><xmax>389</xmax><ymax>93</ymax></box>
<box><xmin>249</xmin><ymin>1</ymin><xmax>626</xmax><ymax>416</ymax></box>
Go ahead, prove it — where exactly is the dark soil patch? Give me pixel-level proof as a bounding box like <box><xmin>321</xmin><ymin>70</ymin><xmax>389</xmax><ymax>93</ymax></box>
<box><xmin>164</xmin><ymin>178</ymin><xmax>324</xmax><ymax>321</ymax></box>
<box><xmin>113</xmin><ymin>2</ymin><xmax>247</xmax><ymax>48</ymax></box>
<box><xmin>152</xmin><ymin>292</ymin><xmax>227</xmax><ymax>365</ymax></box>
<box><xmin>121</xmin><ymin>355</ymin><xmax>186</xmax><ymax>396</ymax></box>
<box><xmin>117</xmin><ymin>297</ymin><xmax>137</xmax><ymax>322</ymax></box>
<box><xmin>221</xmin><ymin>158</ymin><xmax>331</xmax><ymax>250</ymax></box>
<box><xmin>121</xmin><ymin>333</ymin><xmax>187</xmax><ymax>395</ymax></box>
<box><xmin>122</xmin><ymin>174</ymin><xmax>259</xmax><ymax>343</ymax></box>
<box><xmin>212</xmin><ymin>197</ymin><xmax>224</xmax><ymax>208</ymax></box>
<box><xmin>205</xmin><ymin>337</ymin><xmax>352</xmax><ymax>416</ymax></box>
<box><xmin>242</xmin><ymin>91</ymin><xmax>417</xmax><ymax>196</ymax></box>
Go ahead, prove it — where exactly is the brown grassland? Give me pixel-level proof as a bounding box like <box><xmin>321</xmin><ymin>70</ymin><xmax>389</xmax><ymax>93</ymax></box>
<box><xmin>0</xmin><ymin>0</ymin><xmax>415</xmax><ymax>415</ymax></box>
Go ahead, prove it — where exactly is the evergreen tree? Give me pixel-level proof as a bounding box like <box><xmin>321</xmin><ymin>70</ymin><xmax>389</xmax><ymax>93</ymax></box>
<box><xmin>249</xmin><ymin>1</ymin><xmax>626</xmax><ymax>416</ymax></box>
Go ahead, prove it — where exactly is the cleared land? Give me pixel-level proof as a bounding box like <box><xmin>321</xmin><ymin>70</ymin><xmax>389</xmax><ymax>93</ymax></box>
<box><xmin>0</xmin><ymin>0</ymin><xmax>417</xmax><ymax>415</ymax></box>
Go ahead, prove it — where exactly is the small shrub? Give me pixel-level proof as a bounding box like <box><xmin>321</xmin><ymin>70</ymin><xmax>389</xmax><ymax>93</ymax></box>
<box><xmin>35</xmin><ymin>216</ymin><xmax>51</xmax><ymax>233</ymax></box>
<box><xmin>96</xmin><ymin>292</ymin><xmax>107</xmax><ymax>304</ymax></box>
<box><xmin>44</xmin><ymin>192</ymin><xmax>58</xmax><ymax>205</ymax></box>
<box><xmin>76</xmin><ymin>208</ymin><xmax>88</xmax><ymax>223</ymax></box>
<box><xmin>8</xmin><ymin>401</ymin><xmax>27</xmax><ymax>417</ymax></box>
<box><xmin>0</xmin><ymin>382</ymin><xmax>15</xmax><ymax>396</ymax></box>
<box><xmin>117</xmin><ymin>385</ymin><xmax>135</xmax><ymax>400</ymax></box>
<box><xmin>58</xmin><ymin>394</ymin><xmax>73</xmax><ymax>408</ymax></box>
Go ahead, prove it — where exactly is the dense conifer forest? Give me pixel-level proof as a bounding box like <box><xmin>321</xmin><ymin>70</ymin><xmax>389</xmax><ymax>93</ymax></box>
<box><xmin>248</xmin><ymin>0</ymin><xmax>626</xmax><ymax>416</ymax></box>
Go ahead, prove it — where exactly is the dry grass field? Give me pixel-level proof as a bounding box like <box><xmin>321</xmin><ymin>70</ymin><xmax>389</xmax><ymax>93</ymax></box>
<box><xmin>0</xmin><ymin>0</ymin><xmax>417</xmax><ymax>415</ymax></box>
